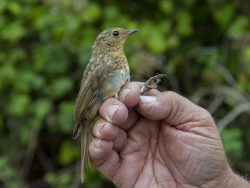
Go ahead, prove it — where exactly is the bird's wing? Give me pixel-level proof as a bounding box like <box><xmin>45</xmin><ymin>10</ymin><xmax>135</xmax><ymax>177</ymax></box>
<box><xmin>73</xmin><ymin>54</ymin><xmax>114</xmax><ymax>138</ymax></box>
<box><xmin>80</xmin><ymin>57</ymin><xmax>96</xmax><ymax>88</ymax></box>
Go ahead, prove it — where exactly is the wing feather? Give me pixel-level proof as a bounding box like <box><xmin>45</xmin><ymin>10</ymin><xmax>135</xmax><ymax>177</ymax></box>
<box><xmin>73</xmin><ymin>54</ymin><xmax>114</xmax><ymax>138</ymax></box>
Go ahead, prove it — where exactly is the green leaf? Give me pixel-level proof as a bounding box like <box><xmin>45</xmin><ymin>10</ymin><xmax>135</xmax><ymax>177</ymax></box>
<box><xmin>33</xmin><ymin>99</ymin><xmax>52</xmax><ymax>120</ymax></box>
<box><xmin>81</xmin><ymin>3</ymin><xmax>101</xmax><ymax>23</ymax></box>
<box><xmin>58</xmin><ymin>172</ymin><xmax>71</xmax><ymax>186</ymax></box>
<box><xmin>227</xmin><ymin>16</ymin><xmax>248</xmax><ymax>39</ymax></box>
<box><xmin>0</xmin><ymin>21</ymin><xmax>26</xmax><ymax>42</ymax></box>
<box><xmin>59</xmin><ymin>141</ymin><xmax>79</xmax><ymax>165</ymax></box>
<box><xmin>242</xmin><ymin>45</ymin><xmax>250</xmax><ymax>62</ymax></box>
<box><xmin>165</xmin><ymin>35</ymin><xmax>179</xmax><ymax>50</ymax></box>
<box><xmin>176</xmin><ymin>10</ymin><xmax>193</xmax><ymax>37</ymax></box>
<box><xmin>0</xmin><ymin>157</ymin><xmax>17</xmax><ymax>179</ymax></box>
<box><xmin>57</xmin><ymin>101</ymin><xmax>74</xmax><ymax>133</ymax></box>
<box><xmin>0</xmin><ymin>0</ymin><xmax>7</xmax><ymax>13</ymax></box>
<box><xmin>44</xmin><ymin>172</ymin><xmax>57</xmax><ymax>185</ymax></box>
<box><xmin>31</xmin><ymin>7</ymin><xmax>57</xmax><ymax>30</ymax></box>
<box><xmin>45</xmin><ymin>172</ymin><xmax>72</xmax><ymax>187</ymax></box>
<box><xmin>242</xmin><ymin>45</ymin><xmax>250</xmax><ymax>76</ymax></box>
<box><xmin>212</xmin><ymin>3</ymin><xmax>235</xmax><ymax>29</ymax></box>
<box><xmin>159</xmin><ymin>0</ymin><xmax>173</xmax><ymax>14</ymax></box>
<box><xmin>7</xmin><ymin>1</ymin><xmax>21</xmax><ymax>15</ymax></box>
<box><xmin>33</xmin><ymin>44</ymin><xmax>69</xmax><ymax>74</ymax></box>
<box><xmin>141</xmin><ymin>22</ymin><xmax>168</xmax><ymax>54</ymax></box>
<box><xmin>221</xmin><ymin>127</ymin><xmax>243</xmax><ymax>160</ymax></box>
<box><xmin>7</xmin><ymin>94</ymin><xmax>30</xmax><ymax>117</ymax></box>
<box><xmin>0</xmin><ymin>64</ymin><xmax>16</xmax><ymax>87</ymax></box>
<box><xmin>46</xmin><ymin>78</ymin><xmax>73</xmax><ymax>98</ymax></box>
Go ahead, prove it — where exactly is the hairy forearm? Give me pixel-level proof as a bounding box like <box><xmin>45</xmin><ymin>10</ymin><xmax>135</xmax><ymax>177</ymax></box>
<box><xmin>229</xmin><ymin>173</ymin><xmax>250</xmax><ymax>188</ymax></box>
<box><xmin>215</xmin><ymin>170</ymin><xmax>249</xmax><ymax>188</ymax></box>
<box><xmin>201</xmin><ymin>168</ymin><xmax>250</xmax><ymax>188</ymax></box>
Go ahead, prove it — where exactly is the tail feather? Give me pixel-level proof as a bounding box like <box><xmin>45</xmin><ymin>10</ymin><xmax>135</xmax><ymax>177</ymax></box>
<box><xmin>80</xmin><ymin>125</ymin><xmax>91</xmax><ymax>183</ymax></box>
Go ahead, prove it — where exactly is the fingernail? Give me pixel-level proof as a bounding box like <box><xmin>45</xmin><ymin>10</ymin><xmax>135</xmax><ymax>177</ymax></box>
<box><xmin>98</xmin><ymin>123</ymin><xmax>105</xmax><ymax>136</ymax></box>
<box><xmin>119</xmin><ymin>88</ymin><xmax>130</xmax><ymax>102</ymax></box>
<box><xmin>140</xmin><ymin>96</ymin><xmax>157</xmax><ymax>104</ymax></box>
<box><xmin>107</xmin><ymin>105</ymin><xmax>119</xmax><ymax>121</ymax></box>
<box><xmin>94</xmin><ymin>139</ymin><xmax>101</xmax><ymax>148</ymax></box>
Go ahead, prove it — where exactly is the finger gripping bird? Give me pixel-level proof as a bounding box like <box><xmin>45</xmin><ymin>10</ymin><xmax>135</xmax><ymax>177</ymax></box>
<box><xmin>73</xmin><ymin>28</ymin><xmax>137</xmax><ymax>182</ymax></box>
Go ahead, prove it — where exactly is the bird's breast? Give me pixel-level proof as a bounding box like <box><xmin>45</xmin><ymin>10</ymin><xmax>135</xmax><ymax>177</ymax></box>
<box><xmin>101</xmin><ymin>69</ymin><xmax>129</xmax><ymax>97</ymax></box>
<box><xmin>110</xmin><ymin>51</ymin><xmax>128</xmax><ymax>70</ymax></box>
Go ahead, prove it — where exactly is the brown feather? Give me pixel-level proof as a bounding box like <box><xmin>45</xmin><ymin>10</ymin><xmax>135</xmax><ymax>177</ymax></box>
<box><xmin>74</xmin><ymin>27</ymin><xmax>137</xmax><ymax>183</ymax></box>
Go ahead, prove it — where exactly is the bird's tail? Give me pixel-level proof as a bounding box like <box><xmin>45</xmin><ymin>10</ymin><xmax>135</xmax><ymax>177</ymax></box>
<box><xmin>80</xmin><ymin>124</ymin><xmax>91</xmax><ymax>183</ymax></box>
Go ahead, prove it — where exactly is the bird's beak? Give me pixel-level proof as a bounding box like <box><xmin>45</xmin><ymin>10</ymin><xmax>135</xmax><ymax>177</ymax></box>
<box><xmin>125</xmin><ymin>29</ymin><xmax>138</xmax><ymax>36</ymax></box>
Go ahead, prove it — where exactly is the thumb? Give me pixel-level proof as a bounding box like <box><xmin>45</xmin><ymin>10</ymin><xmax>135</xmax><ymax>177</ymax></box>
<box><xmin>136</xmin><ymin>91</ymin><xmax>214</xmax><ymax>127</ymax></box>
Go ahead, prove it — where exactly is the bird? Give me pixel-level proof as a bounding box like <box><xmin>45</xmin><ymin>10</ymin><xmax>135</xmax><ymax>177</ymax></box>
<box><xmin>73</xmin><ymin>27</ymin><xmax>138</xmax><ymax>182</ymax></box>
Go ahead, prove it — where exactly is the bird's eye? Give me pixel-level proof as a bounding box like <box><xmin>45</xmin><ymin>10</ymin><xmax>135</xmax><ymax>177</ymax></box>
<box><xmin>112</xmin><ymin>31</ymin><xmax>119</xmax><ymax>37</ymax></box>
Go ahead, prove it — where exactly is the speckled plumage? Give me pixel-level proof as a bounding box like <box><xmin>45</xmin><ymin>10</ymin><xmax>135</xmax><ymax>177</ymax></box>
<box><xmin>73</xmin><ymin>27</ymin><xmax>137</xmax><ymax>182</ymax></box>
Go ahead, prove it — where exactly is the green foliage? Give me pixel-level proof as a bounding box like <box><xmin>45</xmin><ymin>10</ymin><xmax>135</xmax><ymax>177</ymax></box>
<box><xmin>59</xmin><ymin>141</ymin><xmax>79</xmax><ymax>166</ymax></box>
<box><xmin>44</xmin><ymin>172</ymin><xmax>71</xmax><ymax>188</ymax></box>
<box><xmin>222</xmin><ymin>128</ymin><xmax>244</xmax><ymax>160</ymax></box>
<box><xmin>0</xmin><ymin>157</ymin><xmax>18</xmax><ymax>188</ymax></box>
<box><xmin>227</xmin><ymin>16</ymin><xmax>249</xmax><ymax>39</ymax></box>
<box><xmin>212</xmin><ymin>3</ymin><xmax>235</xmax><ymax>30</ymax></box>
<box><xmin>0</xmin><ymin>0</ymin><xmax>250</xmax><ymax>187</ymax></box>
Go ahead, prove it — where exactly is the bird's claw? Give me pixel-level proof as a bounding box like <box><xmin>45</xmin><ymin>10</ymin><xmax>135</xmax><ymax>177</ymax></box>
<box><xmin>140</xmin><ymin>74</ymin><xmax>166</xmax><ymax>95</ymax></box>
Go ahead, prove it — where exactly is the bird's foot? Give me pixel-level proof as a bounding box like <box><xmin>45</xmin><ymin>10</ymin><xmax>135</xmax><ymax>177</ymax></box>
<box><xmin>140</xmin><ymin>74</ymin><xmax>166</xmax><ymax>95</ymax></box>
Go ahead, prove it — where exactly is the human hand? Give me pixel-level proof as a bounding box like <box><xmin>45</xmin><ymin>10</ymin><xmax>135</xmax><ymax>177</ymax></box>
<box><xmin>89</xmin><ymin>82</ymin><xmax>246</xmax><ymax>188</ymax></box>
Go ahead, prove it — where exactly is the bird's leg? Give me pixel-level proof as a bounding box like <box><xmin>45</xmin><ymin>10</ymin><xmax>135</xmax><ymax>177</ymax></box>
<box><xmin>140</xmin><ymin>74</ymin><xmax>166</xmax><ymax>95</ymax></box>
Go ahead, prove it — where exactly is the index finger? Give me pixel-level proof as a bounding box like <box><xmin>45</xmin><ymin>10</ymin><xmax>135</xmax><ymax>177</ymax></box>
<box><xmin>118</xmin><ymin>82</ymin><xmax>143</xmax><ymax>108</ymax></box>
<box><xmin>136</xmin><ymin>91</ymin><xmax>216</xmax><ymax>129</ymax></box>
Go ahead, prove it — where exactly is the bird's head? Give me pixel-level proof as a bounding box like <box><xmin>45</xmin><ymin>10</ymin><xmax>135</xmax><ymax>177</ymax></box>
<box><xmin>93</xmin><ymin>28</ymin><xmax>138</xmax><ymax>52</ymax></box>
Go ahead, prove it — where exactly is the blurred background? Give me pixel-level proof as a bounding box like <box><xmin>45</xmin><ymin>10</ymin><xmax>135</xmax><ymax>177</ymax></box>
<box><xmin>0</xmin><ymin>0</ymin><xmax>250</xmax><ymax>187</ymax></box>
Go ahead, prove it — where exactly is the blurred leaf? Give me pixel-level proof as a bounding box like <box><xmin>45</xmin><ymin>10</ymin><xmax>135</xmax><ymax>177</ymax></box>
<box><xmin>6</xmin><ymin>182</ymin><xmax>19</xmax><ymax>188</ymax></box>
<box><xmin>0</xmin><ymin>116</ymin><xmax>3</xmax><ymax>130</ymax></box>
<box><xmin>59</xmin><ymin>141</ymin><xmax>79</xmax><ymax>165</ymax></box>
<box><xmin>7</xmin><ymin>1</ymin><xmax>21</xmax><ymax>15</ymax></box>
<box><xmin>0</xmin><ymin>0</ymin><xmax>7</xmax><ymax>12</ymax></box>
<box><xmin>0</xmin><ymin>21</ymin><xmax>26</xmax><ymax>42</ymax></box>
<box><xmin>227</xmin><ymin>16</ymin><xmax>249</xmax><ymax>39</ymax></box>
<box><xmin>242</xmin><ymin>45</ymin><xmax>250</xmax><ymax>62</ymax></box>
<box><xmin>33</xmin><ymin>44</ymin><xmax>69</xmax><ymax>74</ymax></box>
<box><xmin>104</xmin><ymin>5</ymin><xmax>120</xmax><ymax>23</ymax></box>
<box><xmin>46</xmin><ymin>78</ymin><xmax>73</xmax><ymax>98</ymax></box>
<box><xmin>176</xmin><ymin>10</ymin><xmax>193</xmax><ymax>36</ymax></box>
<box><xmin>44</xmin><ymin>172</ymin><xmax>57</xmax><ymax>186</ymax></box>
<box><xmin>33</xmin><ymin>99</ymin><xmax>52</xmax><ymax>120</ymax></box>
<box><xmin>0</xmin><ymin>157</ymin><xmax>16</xmax><ymax>180</ymax></box>
<box><xmin>14</xmin><ymin>71</ymin><xmax>36</xmax><ymax>92</ymax></box>
<box><xmin>57</xmin><ymin>101</ymin><xmax>74</xmax><ymax>133</ymax></box>
<box><xmin>159</xmin><ymin>0</ymin><xmax>173</xmax><ymax>14</ymax></box>
<box><xmin>0</xmin><ymin>64</ymin><xmax>16</xmax><ymax>89</ymax></box>
<box><xmin>183</xmin><ymin>0</ymin><xmax>196</xmax><ymax>7</ymax></box>
<box><xmin>141</xmin><ymin>22</ymin><xmax>168</xmax><ymax>53</ymax></box>
<box><xmin>58</xmin><ymin>172</ymin><xmax>71</xmax><ymax>186</ymax></box>
<box><xmin>212</xmin><ymin>3</ymin><xmax>235</xmax><ymax>29</ymax></box>
<box><xmin>31</xmin><ymin>7</ymin><xmax>57</xmax><ymax>30</ymax></box>
<box><xmin>85</xmin><ymin>166</ymin><xmax>110</xmax><ymax>188</ymax></box>
<box><xmin>165</xmin><ymin>35</ymin><xmax>179</xmax><ymax>50</ymax></box>
<box><xmin>81</xmin><ymin>3</ymin><xmax>101</xmax><ymax>23</ymax></box>
<box><xmin>242</xmin><ymin>45</ymin><xmax>250</xmax><ymax>76</ymax></box>
<box><xmin>45</xmin><ymin>172</ymin><xmax>72</xmax><ymax>188</ymax></box>
<box><xmin>7</xmin><ymin>94</ymin><xmax>30</xmax><ymax>117</ymax></box>
<box><xmin>221</xmin><ymin>127</ymin><xmax>244</xmax><ymax>160</ymax></box>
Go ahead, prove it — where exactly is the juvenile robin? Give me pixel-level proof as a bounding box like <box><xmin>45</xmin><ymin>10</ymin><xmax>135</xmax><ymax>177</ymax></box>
<box><xmin>73</xmin><ymin>27</ymin><xmax>138</xmax><ymax>182</ymax></box>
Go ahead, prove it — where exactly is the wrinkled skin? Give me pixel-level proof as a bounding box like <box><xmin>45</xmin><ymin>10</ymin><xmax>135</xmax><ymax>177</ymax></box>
<box><xmin>89</xmin><ymin>82</ymin><xmax>235</xmax><ymax>188</ymax></box>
